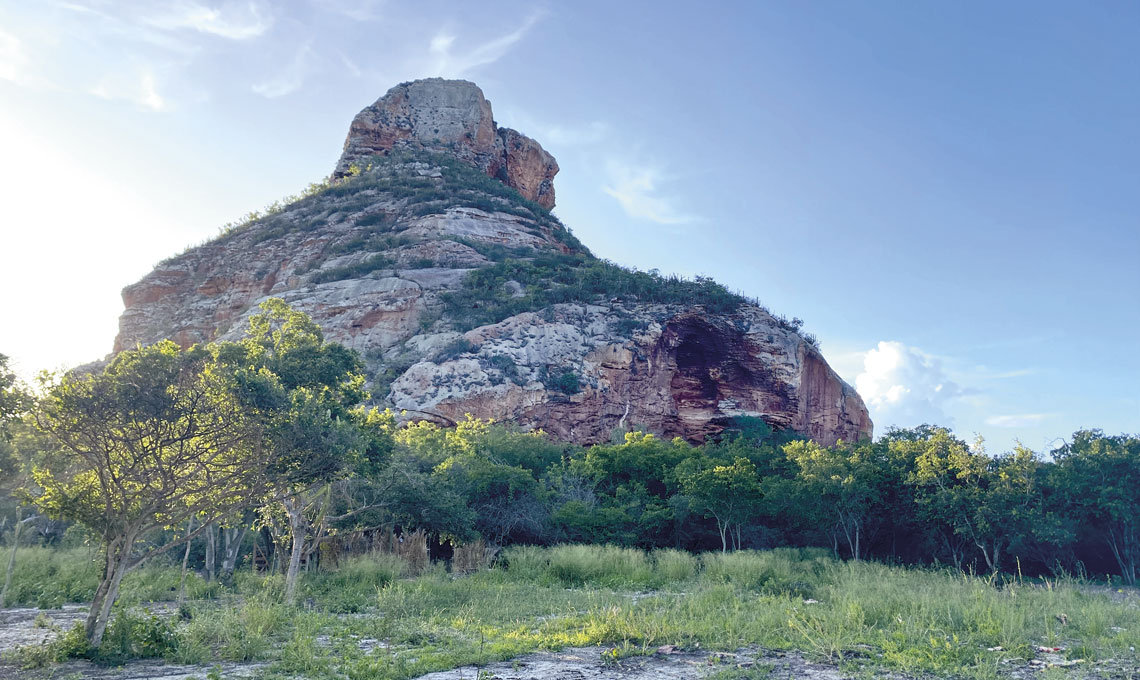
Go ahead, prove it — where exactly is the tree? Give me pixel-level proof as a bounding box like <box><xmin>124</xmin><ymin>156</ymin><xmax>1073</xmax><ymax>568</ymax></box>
<box><xmin>394</xmin><ymin>417</ymin><xmax>559</xmax><ymax>546</ymax></box>
<box><xmin>0</xmin><ymin>353</ymin><xmax>29</xmax><ymax>441</ymax></box>
<box><xmin>1053</xmin><ymin>430</ymin><xmax>1140</xmax><ymax>584</ymax></box>
<box><xmin>236</xmin><ymin>298</ymin><xmax>370</xmax><ymax>605</ymax></box>
<box><xmin>31</xmin><ymin>341</ymin><xmax>271</xmax><ymax>646</ymax></box>
<box><xmin>784</xmin><ymin>439</ymin><xmax>888</xmax><ymax>560</ymax></box>
<box><xmin>909</xmin><ymin>431</ymin><xmax>1044</xmax><ymax>574</ymax></box>
<box><xmin>567</xmin><ymin>432</ymin><xmax>696</xmax><ymax>548</ymax></box>
<box><xmin>677</xmin><ymin>456</ymin><xmax>763</xmax><ymax>552</ymax></box>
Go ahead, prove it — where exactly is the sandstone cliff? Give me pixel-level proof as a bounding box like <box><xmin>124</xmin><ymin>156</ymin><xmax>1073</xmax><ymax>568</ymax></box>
<box><xmin>114</xmin><ymin>79</ymin><xmax>871</xmax><ymax>446</ymax></box>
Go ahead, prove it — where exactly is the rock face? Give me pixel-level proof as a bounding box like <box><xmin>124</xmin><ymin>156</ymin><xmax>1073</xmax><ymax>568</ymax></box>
<box><xmin>335</xmin><ymin>79</ymin><xmax>558</xmax><ymax>210</ymax></box>
<box><xmin>113</xmin><ymin>79</ymin><xmax>871</xmax><ymax>446</ymax></box>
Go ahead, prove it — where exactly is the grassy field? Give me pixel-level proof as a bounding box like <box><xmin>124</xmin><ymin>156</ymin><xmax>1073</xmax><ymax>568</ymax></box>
<box><xmin>4</xmin><ymin>545</ymin><xmax>1139</xmax><ymax>678</ymax></box>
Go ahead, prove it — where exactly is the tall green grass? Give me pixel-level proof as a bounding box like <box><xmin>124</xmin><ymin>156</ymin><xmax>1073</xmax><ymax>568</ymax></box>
<box><xmin>1</xmin><ymin>547</ymin><xmax>218</xmax><ymax>608</ymax></box>
<box><xmin>9</xmin><ymin>545</ymin><xmax>1140</xmax><ymax>680</ymax></box>
<box><xmin>1</xmin><ymin>547</ymin><xmax>99</xmax><ymax>608</ymax></box>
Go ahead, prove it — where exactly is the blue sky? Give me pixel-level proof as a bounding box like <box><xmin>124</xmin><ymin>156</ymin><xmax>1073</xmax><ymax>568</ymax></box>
<box><xmin>1</xmin><ymin>1</ymin><xmax>1137</xmax><ymax>453</ymax></box>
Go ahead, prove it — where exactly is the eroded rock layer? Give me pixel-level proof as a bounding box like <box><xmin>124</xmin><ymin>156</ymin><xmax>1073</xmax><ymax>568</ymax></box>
<box><xmin>113</xmin><ymin>80</ymin><xmax>871</xmax><ymax>446</ymax></box>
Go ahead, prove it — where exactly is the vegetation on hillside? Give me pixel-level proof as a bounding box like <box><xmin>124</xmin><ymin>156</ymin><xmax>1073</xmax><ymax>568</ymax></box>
<box><xmin>196</xmin><ymin>149</ymin><xmax>584</xmax><ymax>254</ymax></box>
<box><xmin>154</xmin><ymin>149</ymin><xmax>823</xmax><ymax>347</ymax></box>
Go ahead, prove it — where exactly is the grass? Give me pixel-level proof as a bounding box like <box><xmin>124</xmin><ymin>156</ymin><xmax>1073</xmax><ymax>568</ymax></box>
<box><xmin>0</xmin><ymin>547</ymin><xmax>218</xmax><ymax>609</ymax></box>
<box><xmin>7</xmin><ymin>546</ymin><xmax>1139</xmax><ymax>678</ymax></box>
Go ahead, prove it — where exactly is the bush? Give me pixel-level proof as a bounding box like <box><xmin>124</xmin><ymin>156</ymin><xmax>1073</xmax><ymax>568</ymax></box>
<box><xmin>431</xmin><ymin>338</ymin><xmax>477</xmax><ymax>363</ymax></box>
<box><xmin>487</xmin><ymin>354</ymin><xmax>522</xmax><ymax>385</ymax></box>
<box><xmin>547</xmin><ymin>370</ymin><xmax>581</xmax><ymax>395</ymax></box>
<box><xmin>311</xmin><ymin>253</ymin><xmax>393</xmax><ymax>284</ymax></box>
<box><xmin>176</xmin><ymin>598</ymin><xmax>289</xmax><ymax>662</ymax></box>
<box><xmin>441</xmin><ymin>254</ymin><xmax>749</xmax><ymax>332</ymax></box>
<box><xmin>95</xmin><ymin>608</ymin><xmax>177</xmax><ymax>664</ymax></box>
<box><xmin>13</xmin><ymin>622</ymin><xmax>89</xmax><ymax>668</ymax></box>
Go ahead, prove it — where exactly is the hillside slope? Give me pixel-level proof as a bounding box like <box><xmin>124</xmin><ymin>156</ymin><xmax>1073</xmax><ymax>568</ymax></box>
<box><xmin>114</xmin><ymin>79</ymin><xmax>871</xmax><ymax>445</ymax></box>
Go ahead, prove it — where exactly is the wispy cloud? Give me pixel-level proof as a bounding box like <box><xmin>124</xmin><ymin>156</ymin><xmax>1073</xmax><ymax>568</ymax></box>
<box><xmin>985</xmin><ymin>413</ymin><xmax>1050</xmax><ymax>428</ymax></box>
<box><xmin>986</xmin><ymin>368</ymin><xmax>1036</xmax><ymax>379</ymax></box>
<box><xmin>0</xmin><ymin>27</ymin><xmax>30</xmax><ymax>85</ymax></box>
<box><xmin>89</xmin><ymin>65</ymin><xmax>170</xmax><ymax>111</ymax></box>
<box><xmin>309</xmin><ymin>0</ymin><xmax>384</xmax><ymax>22</ymax></box>
<box><xmin>543</xmin><ymin>121</ymin><xmax>609</xmax><ymax>147</ymax></box>
<box><xmin>142</xmin><ymin>1</ymin><xmax>274</xmax><ymax>40</ymax></box>
<box><xmin>252</xmin><ymin>42</ymin><xmax>314</xmax><ymax>97</ymax></box>
<box><xmin>428</xmin><ymin>11</ymin><xmax>542</xmax><ymax>77</ymax></box>
<box><xmin>603</xmin><ymin>159</ymin><xmax>699</xmax><ymax>225</ymax></box>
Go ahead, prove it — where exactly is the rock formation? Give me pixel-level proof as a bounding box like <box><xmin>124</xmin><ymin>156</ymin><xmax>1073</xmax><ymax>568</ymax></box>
<box><xmin>334</xmin><ymin>79</ymin><xmax>558</xmax><ymax>210</ymax></box>
<box><xmin>113</xmin><ymin>79</ymin><xmax>871</xmax><ymax>446</ymax></box>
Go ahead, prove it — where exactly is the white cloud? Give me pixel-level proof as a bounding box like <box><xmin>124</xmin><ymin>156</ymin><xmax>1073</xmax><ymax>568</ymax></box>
<box><xmin>428</xmin><ymin>11</ymin><xmax>541</xmax><ymax>77</ymax></box>
<box><xmin>252</xmin><ymin>42</ymin><xmax>314</xmax><ymax>97</ymax></box>
<box><xmin>142</xmin><ymin>0</ymin><xmax>274</xmax><ymax>40</ymax></box>
<box><xmin>985</xmin><ymin>413</ymin><xmax>1049</xmax><ymax>428</ymax></box>
<box><xmin>603</xmin><ymin>159</ymin><xmax>699</xmax><ymax>225</ymax></box>
<box><xmin>90</xmin><ymin>65</ymin><xmax>170</xmax><ymax>111</ymax></box>
<box><xmin>855</xmin><ymin>341</ymin><xmax>967</xmax><ymax>429</ymax></box>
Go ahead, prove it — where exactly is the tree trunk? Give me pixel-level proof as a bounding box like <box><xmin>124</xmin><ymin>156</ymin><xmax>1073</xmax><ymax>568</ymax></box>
<box><xmin>85</xmin><ymin>538</ymin><xmax>118</xmax><ymax>640</ymax></box>
<box><xmin>283</xmin><ymin>496</ymin><xmax>306</xmax><ymax>605</ymax></box>
<box><xmin>88</xmin><ymin>531</ymin><xmax>137</xmax><ymax>647</ymax></box>
<box><xmin>1107</xmin><ymin>528</ymin><xmax>1137</xmax><ymax>586</ymax></box>
<box><xmin>176</xmin><ymin>517</ymin><xmax>194</xmax><ymax>607</ymax></box>
<box><xmin>221</xmin><ymin>525</ymin><xmax>248</xmax><ymax>581</ymax></box>
<box><xmin>717</xmin><ymin>517</ymin><xmax>728</xmax><ymax>553</ymax></box>
<box><xmin>0</xmin><ymin>507</ymin><xmax>24</xmax><ymax>608</ymax></box>
<box><xmin>204</xmin><ymin>523</ymin><xmax>216</xmax><ymax>582</ymax></box>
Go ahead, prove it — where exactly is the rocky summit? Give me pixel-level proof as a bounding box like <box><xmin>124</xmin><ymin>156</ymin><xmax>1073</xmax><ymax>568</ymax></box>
<box><xmin>334</xmin><ymin>78</ymin><xmax>558</xmax><ymax>210</ymax></box>
<box><xmin>113</xmin><ymin>78</ymin><xmax>872</xmax><ymax>446</ymax></box>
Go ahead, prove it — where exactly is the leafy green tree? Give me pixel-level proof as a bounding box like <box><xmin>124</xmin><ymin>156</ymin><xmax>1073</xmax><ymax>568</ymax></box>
<box><xmin>236</xmin><ymin>298</ymin><xmax>370</xmax><ymax>605</ymax></box>
<box><xmin>395</xmin><ymin>417</ymin><xmax>559</xmax><ymax>545</ymax></box>
<box><xmin>0</xmin><ymin>353</ymin><xmax>29</xmax><ymax>441</ymax></box>
<box><xmin>567</xmin><ymin>432</ymin><xmax>696</xmax><ymax>548</ymax></box>
<box><xmin>784</xmin><ymin>439</ymin><xmax>888</xmax><ymax>560</ymax></box>
<box><xmin>31</xmin><ymin>341</ymin><xmax>270</xmax><ymax>646</ymax></box>
<box><xmin>908</xmin><ymin>431</ymin><xmax>1044</xmax><ymax>574</ymax></box>
<box><xmin>677</xmin><ymin>456</ymin><xmax>763</xmax><ymax>552</ymax></box>
<box><xmin>1053</xmin><ymin>430</ymin><xmax>1140</xmax><ymax>584</ymax></box>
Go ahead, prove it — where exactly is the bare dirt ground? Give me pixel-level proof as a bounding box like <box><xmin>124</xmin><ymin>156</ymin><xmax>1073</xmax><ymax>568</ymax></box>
<box><xmin>413</xmin><ymin>647</ymin><xmax>887</xmax><ymax>680</ymax></box>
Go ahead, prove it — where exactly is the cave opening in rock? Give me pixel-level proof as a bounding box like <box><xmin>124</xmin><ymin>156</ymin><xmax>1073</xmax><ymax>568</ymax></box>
<box><xmin>669</xmin><ymin>319</ymin><xmax>734</xmax><ymax>409</ymax></box>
